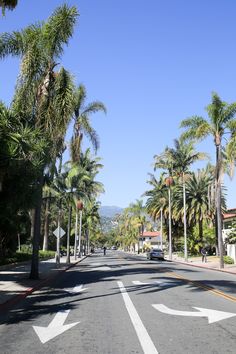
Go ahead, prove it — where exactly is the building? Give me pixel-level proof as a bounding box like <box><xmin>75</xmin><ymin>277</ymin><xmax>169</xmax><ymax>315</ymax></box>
<box><xmin>138</xmin><ymin>231</ymin><xmax>162</xmax><ymax>251</ymax></box>
<box><xmin>223</xmin><ymin>208</ymin><xmax>236</xmax><ymax>241</ymax></box>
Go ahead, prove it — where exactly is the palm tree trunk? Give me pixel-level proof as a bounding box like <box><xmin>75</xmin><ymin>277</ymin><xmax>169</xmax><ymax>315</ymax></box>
<box><xmin>29</xmin><ymin>209</ymin><xmax>35</xmax><ymax>241</ymax></box>
<box><xmin>30</xmin><ymin>171</ymin><xmax>44</xmax><ymax>279</ymax></box>
<box><xmin>199</xmin><ymin>219</ymin><xmax>203</xmax><ymax>241</ymax></box>
<box><xmin>215</xmin><ymin>144</ymin><xmax>224</xmax><ymax>269</ymax></box>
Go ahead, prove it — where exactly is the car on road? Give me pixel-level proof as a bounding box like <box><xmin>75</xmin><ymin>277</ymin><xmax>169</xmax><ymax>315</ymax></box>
<box><xmin>111</xmin><ymin>246</ymin><xmax>117</xmax><ymax>250</ymax></box>
<box><xmin>146</xmin><ymin>248</ymin><xmax>164</xmax><ymax>260</ymax></box>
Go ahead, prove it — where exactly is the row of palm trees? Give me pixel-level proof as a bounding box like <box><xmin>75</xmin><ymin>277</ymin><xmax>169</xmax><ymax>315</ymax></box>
<box><xmin>0</xmin><ymin>5</ymin><xmax>106</xmax><ymax>278</ymax></box>
<box><xmin>115</xmin><ymin>93</ymin><xmax>236</xmax><ymax>269</ymax></box>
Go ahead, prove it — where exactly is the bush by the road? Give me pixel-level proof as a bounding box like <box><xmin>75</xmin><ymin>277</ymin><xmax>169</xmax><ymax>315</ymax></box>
<box><xmin>223</xmin><ymin>255</ymin><xmax>234</xmax><ymax>264</ymax></box>
<box><xmin>0</xmin><ymin>250</ymin><xmax>55</xmax><ymax>266</ymax></box>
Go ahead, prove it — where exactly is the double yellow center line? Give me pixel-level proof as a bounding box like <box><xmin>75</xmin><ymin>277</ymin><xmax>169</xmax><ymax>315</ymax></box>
<box><xmin>166</xmin><ymin>272</ymin><xmax>236</xmax><ymax>303</ymax></box>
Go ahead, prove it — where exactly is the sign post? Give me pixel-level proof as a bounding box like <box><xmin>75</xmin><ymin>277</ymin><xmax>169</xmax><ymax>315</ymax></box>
<box><xmin>53</xmin><ymin>224</ymin><xmax>66</xmax><ymax>266</ymax></box>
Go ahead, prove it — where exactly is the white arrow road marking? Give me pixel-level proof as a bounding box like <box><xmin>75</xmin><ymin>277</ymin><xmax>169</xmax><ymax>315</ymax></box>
<box><xmin>132</xmin><ymin>280</ymin><xmax>170</xmax><ymax>287</ymax></box>
<box><xmin>91</xmin><ymin>266</ymin><xmax>111</xmax><ymax>271</ymax></box>
<box><xmin>118</xmin><ymin>281</ymin><xmax>158</xmax><ymax>354</ymax></box>
<box><xmin>133</xmin><ymin>281</ymin><xmax>150</xmax><ymax>285</ymax></box>
<box><xmin>152</xmin><ymin>304</ymin><xmax>236</xmax><ymax>324</ymax></box>
<box><xmin>33</xmin><ymin>309</ymin><xmax>80</xmax><ymax>344</ymax></box>
<box><xmin>65</xmin><ymin>284</ymin><xmax>88</xmax><ymax>293</ymax></box>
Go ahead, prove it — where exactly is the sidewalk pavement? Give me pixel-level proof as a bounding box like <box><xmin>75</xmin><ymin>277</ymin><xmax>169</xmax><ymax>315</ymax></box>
<box><xmin>168</xmin><ymin>254</ymin><xmax>236</xmax><ymax>275</ymax></box>
<box><xmin>0</xmin><ymin>255</ymin><xmax>86</xmax><ymax>312</ymax></box>
<box><xmin>134</xmin><ymin>251</ymin><xmax>236</xmax><ymax>274</ymax></box>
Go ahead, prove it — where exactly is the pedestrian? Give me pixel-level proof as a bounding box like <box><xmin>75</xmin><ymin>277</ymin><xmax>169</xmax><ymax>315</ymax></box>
<box><xmin>103</xmin><ymin>246</ymin><xmax>107</xmax><ymax>256</ymax></box>
<box><xmin>201</xmin><ymin>247</ymin><xmax>207</xmax><ymax>263</ymax></box>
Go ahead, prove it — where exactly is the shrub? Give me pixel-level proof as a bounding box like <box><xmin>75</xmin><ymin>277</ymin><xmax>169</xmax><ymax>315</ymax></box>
<box><xmin>39</xmin><ymin>250</ymin><xmax>55</xmax><ymax>259</ymax></box>
<box><xmin>223</xmin><ymin>256</ymin><xmax>234</xmax><ymax>264</ymax></box>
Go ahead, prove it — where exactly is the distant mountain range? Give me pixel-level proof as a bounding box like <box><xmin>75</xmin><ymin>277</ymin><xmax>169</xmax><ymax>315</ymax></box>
<box><xmin>99</xmin><ymin>205</ymin><xmax>123</xmax><ymax>218</ymax></box>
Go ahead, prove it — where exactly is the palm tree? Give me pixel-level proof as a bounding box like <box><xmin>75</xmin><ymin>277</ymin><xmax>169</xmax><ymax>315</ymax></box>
<box><xmin>83</xmin><ymin>200</ymin><xmax>101</xmax><ymax>254</ymax></box>
<box><xmin>70</xmin><ymin>84</ymin><xmax>106</xmax><ymax>162</ymax></box>
<box><xmin>127</xmin><ymin>199</ymin><xmax>147</xmax><ymax>252</ymax></box>
<box><xmin>180</xmin><ymin>92</ymin><xmax>236</xmax><ymax>268</ymax></box>
<box><xmin>174</xmin><ymin>168</ymin><xmax>222</xmax><ymax>243</ymax></box>
<box><xmin>154</xmin><ymin>147</ymin><xmax>175</xmax><ymax>259</ymax></box>
<box><xmin>0</xmin><ymin>103</ymin><xmax>48</xmax><ymax>257</ymax></box>
<box><xmin>0</xmin><ymin>0</ymin><xmax>17</xmax><ymax>14</ymax></box>
<box><xmin>0</xmin><ymin>5</ymin><xmax>78</xmax><ymax>278</ymax></box>
<box><xmin>225</xmin><ymin>120</ymin><xmax>236</xmax><ymax>179</ymax></box>
<box><xmin>144</xmin><ymin>173</ymin><xmax>168</xmax><ymax>250</ymax></box>
<box><xmin>168</xmin><ymin>139</ymin><xmax>206</xmax><ymax>261</ymax></box>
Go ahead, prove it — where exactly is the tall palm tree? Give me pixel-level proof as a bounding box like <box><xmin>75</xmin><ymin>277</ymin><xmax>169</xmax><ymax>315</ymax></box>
<box><xmin>174</xmin><ymin>168</ymin><xmax>221</xmax><ymax>242</ymax></box>
<box><xmin>154</xmin><ymin>147</ymin><xmax>175</xmax><ymax>259</ymax></box>
<box><xmin>127</xmin><ymin>200</ymin><xmax>147</xmax><ymax>252</ymax></box>
<box><xmin>180</xmin><ymin>92</ymin><xmax>236</xmax><ymax>268</ymax></box>
<box><xmin>144</xmin><ymin>173</ymin><xmax>168</xmax><ymax>249</ymax></box>
<box><xmin>0</xmin><ymin>5</ymin><xmax>78</xmax><ymax>278</ymax></box>
<box><xmin>168</xmin><ymin>139</ymin><xmax>206</xmax><ymax>261</ymax></box>
<box><xmin>70</xmin><ymin>84</ymin><xmax>106</xmax><ymax>162</ymax></box>
<box><xmin>83</xmin><ymin>199</ymin><xmax>101</xmax><ymax>254</ymax></box>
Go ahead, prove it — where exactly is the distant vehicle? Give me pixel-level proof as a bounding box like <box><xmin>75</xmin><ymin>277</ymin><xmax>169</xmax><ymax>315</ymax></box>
<box><xmin>147</xmin><ymin>249</ymin><xmax>164</xmax><ymax>260</ymax></box>
<box><xmin>111</xmin><ymin>246</ymin><xmax>117</xmax><ymax>250</ymax></box>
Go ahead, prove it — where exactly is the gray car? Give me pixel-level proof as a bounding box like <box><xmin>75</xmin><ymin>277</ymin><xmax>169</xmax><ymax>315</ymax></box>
<box><xmin>147</xmin><ymin>249</ymin><xmax>164</xmax><ymax>260</ymax></box>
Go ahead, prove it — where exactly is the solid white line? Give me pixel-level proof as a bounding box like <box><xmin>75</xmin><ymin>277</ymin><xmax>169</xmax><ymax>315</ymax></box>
<box><xmin>117</xmin><ymin>281</ymin><xmax>158</xmax><ymax>354</ymax></box>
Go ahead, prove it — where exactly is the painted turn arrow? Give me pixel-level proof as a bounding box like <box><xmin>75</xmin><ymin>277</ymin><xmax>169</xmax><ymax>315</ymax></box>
<box><xmin>65</xmin><ymin>284</ymin><xmax>88</xmax><ymax>293</ymax></box>
<box><xmin>33</xmin><ymin>309</ymin><xmax>79</xmax><ymax>344</ymax></box>
<box><xmin>152</xmin><ymin>304</ymin><xmax>236</xmax><ymax>324</ymax></box>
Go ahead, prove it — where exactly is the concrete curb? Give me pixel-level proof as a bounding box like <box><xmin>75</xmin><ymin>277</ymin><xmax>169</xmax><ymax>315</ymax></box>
<box><xmin>0</xmin><ymin>255</ymin><xmax>87</xmax><ymax>313</ymax></box>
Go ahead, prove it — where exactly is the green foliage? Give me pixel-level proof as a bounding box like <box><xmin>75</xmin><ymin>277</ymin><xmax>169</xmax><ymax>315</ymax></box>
<box><xmin>39</xmin><ymin>250</ymin><xmax>55</xmax><ymax>259</ymax></box>
<box><xmin>225</xmin><ymin>223</ymin><xmax>236</xmax><ymax>244</ymax></box>
<box><xmin>0</xmin><ymin>249</ymin><xmax>55</xmax><ymax>266</ymax></box>
<box><xmin>223</xmin><ymin>255</ymin><xmax>234</xmax><ymax>264</ymax></box>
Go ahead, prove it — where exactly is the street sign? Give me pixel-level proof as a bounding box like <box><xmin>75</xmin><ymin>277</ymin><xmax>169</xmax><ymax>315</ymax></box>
<box><xmin>53</xmin><ymin>227</ymin><xmax>66</xmax><ymax>238</ymax></box>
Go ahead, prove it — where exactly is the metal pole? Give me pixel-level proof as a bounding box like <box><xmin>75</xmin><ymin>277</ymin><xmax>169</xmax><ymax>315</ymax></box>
<box><xmin>160</xmin><ymin>208</ymin><xmax>163</xmax><ymax>250</ymax></box>
<box><xmin>183</xmin><ymin>176</ymin><xmax>188</xmax><ymax>262</ymax></box>
<box><xmin>168</xmin><ymin>186</ymin><xmax>172</xmax><ymax>260</ymax></box>
<box><xmin>78</xmin><ymin>210</ymin><xmax>82</xmax><ymax>257</ymax></box>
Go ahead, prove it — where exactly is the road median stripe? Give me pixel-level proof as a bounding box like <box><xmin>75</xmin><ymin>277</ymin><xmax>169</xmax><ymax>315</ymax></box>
<box><xmin>166</xmin><ymin>272</ymin><xmax>236</xmax><ymax>303</ymax></box>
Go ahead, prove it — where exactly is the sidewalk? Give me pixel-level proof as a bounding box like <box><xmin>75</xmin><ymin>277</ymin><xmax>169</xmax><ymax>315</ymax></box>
<box><xmin>169</xmin><ymin>254</ymin><xmax>236</xmax><ymax>275</ymax></box>
<box><xmin>133</xmin><ymin>251</ymin><xmax>236</xmax><ymax>274</ymax></box>
<box><xmin>0</xmin><ymin>255</ymin><xmax>86</xmax><ymax>312</ymax></box>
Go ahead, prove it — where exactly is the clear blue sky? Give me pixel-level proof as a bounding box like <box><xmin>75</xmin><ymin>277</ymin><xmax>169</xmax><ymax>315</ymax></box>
<box><xmin>1</xmin><ymin>0</ymin><xmax>236</xmax><ymax>208</ymax></box>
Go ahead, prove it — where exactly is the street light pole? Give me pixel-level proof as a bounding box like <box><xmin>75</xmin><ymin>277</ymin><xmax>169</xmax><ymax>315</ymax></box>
<box><xmin>165</xmin><ymin>176</ymin><xmax>173</xmax><ymax>260</ymax></box>
<box><xmin>160</xmin><ymin>207</ymin><xmax>163</xmax><ymax>251</ymax></box>
<box><xmin>183</xmin><ymin>174</ymin><xmax>188</xmax><ymax>262</ymax></box>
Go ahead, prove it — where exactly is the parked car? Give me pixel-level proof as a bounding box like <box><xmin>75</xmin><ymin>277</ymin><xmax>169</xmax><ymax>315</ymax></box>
<box><xmin>147</xmin><ymin>248</ymin><xmax>164</xmax><ymax>260</ymax></box>
<box><xmin>111</xmin><ymin>246</ymin><xmax>117</xmax><ymax>250</ymax></box>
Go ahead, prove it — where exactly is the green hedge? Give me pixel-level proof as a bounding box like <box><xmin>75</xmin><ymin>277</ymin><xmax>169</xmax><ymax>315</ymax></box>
<box><xmin>223</xmin><ymin>256</ymin><xmax>234</xmax><ymax>264</ymax></box>
<box><xmin>0</xmin><ymin>250</ymin><xmax>55</xmax><ymax>266</ymax></box>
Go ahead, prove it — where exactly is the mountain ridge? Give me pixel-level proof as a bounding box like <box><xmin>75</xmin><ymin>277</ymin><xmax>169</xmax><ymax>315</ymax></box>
<box><xmin>99</xmin><ymin>205</ymin><xmax>123</xmax><ymax>218</ymax></box>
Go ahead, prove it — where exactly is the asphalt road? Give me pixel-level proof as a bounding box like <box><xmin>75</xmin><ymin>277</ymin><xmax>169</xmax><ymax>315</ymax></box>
<box><xmin>0</xmin><ymin>250</ymin><xmax>236</xmax><ymax>354</ymax></box>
